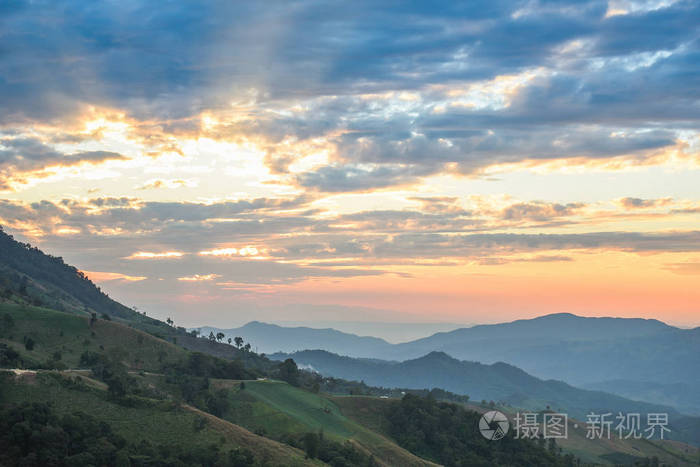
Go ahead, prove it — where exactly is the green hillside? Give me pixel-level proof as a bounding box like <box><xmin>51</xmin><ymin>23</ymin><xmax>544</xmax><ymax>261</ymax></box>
<box><xmin>331</xmin><ymin>396</ymin><xmax>700</xmax><ymax>466</ymax></box>
<box><xmin>0</xmin><ymin>299</ymin><xmax>431</xmax><ymax>465</ymax></box>
<box><xmin>0</xmin><ymin>302</ymin><xmax>183</xmax><ymax>371</ymax></box>
<box><xmin>222</xmin><ymin>379</ymin><xmax>436</xmax><ymax>466</ymax></box>
<box><xmin>0</xmin><ymin>370</ymin><xmax>316</xmax><ymax>466</ymax></box>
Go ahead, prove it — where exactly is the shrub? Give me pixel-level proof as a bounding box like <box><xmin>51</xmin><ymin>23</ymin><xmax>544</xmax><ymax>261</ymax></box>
<box><xmin>23</xmin><ymin>337</ymin><xmax>35</xmax><ymax>351</ymax></box>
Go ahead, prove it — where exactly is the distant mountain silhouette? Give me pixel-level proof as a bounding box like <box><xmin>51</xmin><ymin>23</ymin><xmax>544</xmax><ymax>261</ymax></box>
<box><xmin>270</xmin><ymin>349</ymin><xmax>676</xmax><ymax>420</ymax></box>
<box><xmin>209</xmin><ymin>313</ymin><xmax>700</xmax><ymax>414</ymax></box>
<box><xmin>396</xmin><ymin>312</ymin><xmax>672</xmax><ymax>354</ymax></box>
<box><xmin>386</xmin><ymin>314</ymin><xmax>700</xmax><ymax>413</ymax></box>
<box><xmin>197</xmin><ymin>321</ymin><xmax>394</xmax><ymax>357</ymax></box>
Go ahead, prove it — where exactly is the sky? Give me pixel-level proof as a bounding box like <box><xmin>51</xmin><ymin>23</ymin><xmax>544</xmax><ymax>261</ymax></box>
<box><xmin>1</xmin><ymin>0</ymin><xmax>699</xmax><ymax>329</ymax></box>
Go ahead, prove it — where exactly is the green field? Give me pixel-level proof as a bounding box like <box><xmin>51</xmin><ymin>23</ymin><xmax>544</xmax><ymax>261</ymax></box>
<box><xmin>224</xmin><ymin>380</ymin><xmax>436</xmax><ymax>467</ymax></box>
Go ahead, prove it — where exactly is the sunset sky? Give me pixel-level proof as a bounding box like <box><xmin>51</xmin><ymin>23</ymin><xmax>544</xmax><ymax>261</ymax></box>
<box><xmin>1</xmin><ymin>0</ymin><xmax>699</xmax><ymax>329</ymax></box>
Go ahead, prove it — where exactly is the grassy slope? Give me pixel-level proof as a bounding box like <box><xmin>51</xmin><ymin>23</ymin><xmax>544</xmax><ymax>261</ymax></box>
<box><xmin>331</xmin><ymin>396</ymin><xmax>700</xmax><ymax>466</ymax></box>
<box><xmin>0</xmin><ymin>303</ymin><xmax>320</xmax><ymax>465</ymax></box>
<box><xmin>0</xmin><ymin>302</ymin><xmax>183</xmax><ymax>370</ymax></box>
<box><xmin>0</xmin><ymin>303</ymin><xmax>434</xmax><ymax>466</ymax></box>
<box><xmin>1</xmin><ymin>371</ymin><xmax>314</xmax><ymax>466</ymax></box>
<box><xmin>224</xmin><ymin>380</ymin><xmax>437</xmax><ymax>467</ymax></box>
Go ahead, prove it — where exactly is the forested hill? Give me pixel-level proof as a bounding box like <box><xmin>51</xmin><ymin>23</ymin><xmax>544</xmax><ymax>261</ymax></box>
<box><xmin>0</xmin><ymin>226</ymin><xmax>147</xmax><ymax>322</ymax></box>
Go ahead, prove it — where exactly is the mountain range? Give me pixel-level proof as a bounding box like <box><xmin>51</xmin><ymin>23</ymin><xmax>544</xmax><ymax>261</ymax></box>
<box><xmin>206</xmin><ymin>314</ymin><xmax>700</xmax><ymax>415</ymax></box>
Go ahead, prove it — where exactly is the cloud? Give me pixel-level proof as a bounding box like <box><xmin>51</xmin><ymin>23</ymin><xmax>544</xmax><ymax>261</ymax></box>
<box><xmin>0</xmin><ymin>136</ymin><xmax>126</xmax><ymax>190</ymax></box>
<box><xmin>663</xmin><ymin>261</ymin><xmax>700</xmax><ymax>275</ymax></box>
<box><xmin>0</xmin><ymin>0</ymin><xmax>696</xmax><ymax>188</ymax></box>
<box><xmin>618</xmin><ymin>197</ymin><xmax>673</xmax><ymax>209</ymax></box>
<box><xmin>516</xmin><ymin>254</ymin><xmax>574</xmax><ymax>262</ymax></box>
<box><xmin>81</xmin><ymin>271</ymin><xmax>146</xmax><ymax>282</ymax></box>
<box><xmin>2</xmin><ymin>191</ymin><xmax>700</xmax><ymax>292</ymax></box>
<box><xmin>137</xmin><ymin>179</ymin><xmax>197</xmax><ymax>190</ymax></box>
<box><xmin>199</xmin><ymin>247</ymin><xmax>263</xmax><ymax>257</ymax></box>
<box><xmin>126</xmin><ymin>251</ymin><xmax>185</xmax><ymax>260</ymax></box>
<box><xmin>296</xmin><ymin>163</ymin><xmax>433</xmax><ymax>192</ymax></box>
<box><xmin>501</xmin><ymin>202</ymin><xmax>586</xmax><ymax>222</ymax></box>
<box><xmin>408</xmin><ymin>196</ymin><xmax>464</xmax><ymax>214</ymax></box>
<box><xmin>178</xmin><ymin>274</ymin><xmax>221</xmax><ymax>282</ymax></box>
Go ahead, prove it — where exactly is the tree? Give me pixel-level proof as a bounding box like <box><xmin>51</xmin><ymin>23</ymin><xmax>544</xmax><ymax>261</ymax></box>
<box><xmin>166</xmin><ymin>317</ymin><xmax>173</xmax><ymax>326</ymax></box>
<box><xmin>208</xmin><ymin>331</ymin><xmax>216</xmax><ymax>342</ymax></box>
<box><xmin>106</xmin><ymin>374</ymin><xmax>128</xmax><ymax>399</ymax></box>
<box><xmin>18</xmin><ymin>276</ymin><xmax>28</xmax><ymax>295</ymax></box>
<box><xmin>1</xmin><ymin>313</ymin><xmax>14</xmax><ymax>332</ymax></box>
<box><xmin>206</xmin><ymin>389</ymin><xmax>230</xmax><ymax>417</ymax></box>
<box><xmin>24</xmin><ymin>336</ymin><xmax>35</xmax><ymax>351</ymax></box>
<box><xmin>303</xmin><ymin>432</ymin><xmax>319</xmax><ymax>459</ymax></box>
<box><xmin>0</xmin><ymin>343</ymin><xmax>20</xmax><ymax>366</ymax></box>
<box><xmin>215</xmin><ymin>332</ymin><xmax>225</xmax><ymax>342</ymax></box>
<box><xmin>278</xmin><ymin>358</ymin><xmax>299</xmax><ymax>386</ymax></box>
<box><xmin>234</xmin><ymin>336</ymin><xmax>243</xmax><ymax>349</ymax></box>
<box><xmin>227</xmin><ymin>337</ymin><xmax>232</xmax><ymax>345</ymax></box>
<box><xmin>243</xmin><ymin>343</ymin><xmax>251</xmax><ymax>352</ymax></box>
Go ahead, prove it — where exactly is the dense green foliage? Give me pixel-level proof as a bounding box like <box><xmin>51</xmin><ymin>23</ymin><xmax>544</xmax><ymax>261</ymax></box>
<box><xmin>286</xmin><ymin>431</ymin><xmax>379</xmax><ymax>467</ymax></box>
<box><xmin>278</xmin><ymin>357</ymin><xmax>301</xmax><ymax>386</ymax></box>
<box><xmin>0</xmin><ymin>343</ymin><xmax>21</xmax><ymax>366</ymax></box>
<box><xmin>0</xmin><ymin>401</ymin><xmax>256</xmax><ymax>466</ymax></box>
<box><xmin>386</xmin><ymin>394</ymin><xmax>576</xmax><ymax>467</ymax></box>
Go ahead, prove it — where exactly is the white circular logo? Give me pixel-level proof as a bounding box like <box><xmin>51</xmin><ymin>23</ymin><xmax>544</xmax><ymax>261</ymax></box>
<box><xmin>479</xmin><ymin>410</ymin><xmax>509</xmax><ymax>440</ymax></box>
